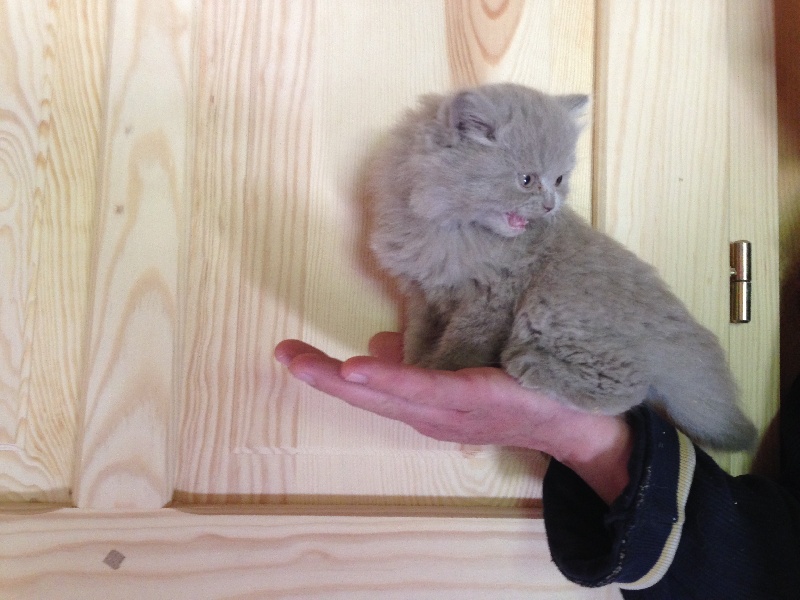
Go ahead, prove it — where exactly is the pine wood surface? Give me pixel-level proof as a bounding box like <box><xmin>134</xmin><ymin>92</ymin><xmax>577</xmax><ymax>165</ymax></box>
<box><xmin>1</xmin><ymin>0</ymin><xmax>597</xmax><ymax>508</ymax></box>
<box><xmin>72</xmin><ymin>0</ymin><xmax>193</xmax><ymax>510</ymax></box>
<box><xmin>725</xmin><ymin>0</ymin><xmax>780</xmax><ymax>474</ymax></box>
<box><xmin>594</xmin><ymin>0</ymin><xmax>779</xmax><ymax>474</ymax></box>
<box><xmin>172</xmin><ymin>0</ymin><xmax>594</xmax><ymax>506</ymax></box>
<box><xmin>0</xmin><ymin>0</ymin><xmax>781</xmax><ymax>501</ymax></box>
<box><xmin>0</xmin><ymin>506</ymin><xmax>623</xmax><ymax>600</ymax></box>
<box><xmin>0</xmin><ymin>1</ymin><xmax>781</xmax><ymax>597</ymax></box>
<box><xmin>0</xmin><ymin>0</ymin><xmax>108</xmax><ymax>503</ymax></box>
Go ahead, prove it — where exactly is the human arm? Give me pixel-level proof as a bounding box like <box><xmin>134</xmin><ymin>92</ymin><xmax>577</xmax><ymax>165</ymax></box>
<box><xmin>274</xmin><ymin>332</ymin><xmax>633</xmax><ymax>504</ymax></box>
<box><xmin>544</xmin><ymin>397</ymin><xmax>800</xmax><ymax>599</ymax></box>
<box><xmin>275</xmin><ymin>333</ymin><xmax>800</xmax><ymax>597</ymax></box>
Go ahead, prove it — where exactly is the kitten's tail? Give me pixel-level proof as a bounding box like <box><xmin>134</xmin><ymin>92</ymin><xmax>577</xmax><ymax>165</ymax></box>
<box><xmin>646</xmin><ymin>341</ymin><xmax>757</xmax><ymax>452</ymax></box>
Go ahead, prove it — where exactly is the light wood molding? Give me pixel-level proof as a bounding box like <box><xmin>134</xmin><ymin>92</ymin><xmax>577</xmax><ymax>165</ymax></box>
<box><xmin>0</xmin><ymin>505</ymin><xmax>622</xmax><ymax>599</ymax></box>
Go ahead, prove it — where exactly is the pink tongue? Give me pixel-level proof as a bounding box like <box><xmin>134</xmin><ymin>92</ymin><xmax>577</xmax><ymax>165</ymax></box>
<box><xmin>506</xmin><ymin>212</ymin><xmax>528</xmax><ymax>230</ymax></box>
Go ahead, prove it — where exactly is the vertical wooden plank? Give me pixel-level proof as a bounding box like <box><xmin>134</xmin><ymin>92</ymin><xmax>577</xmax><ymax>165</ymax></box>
<box><xmin>232</xmin><ymin>0</ymin><xmax>318</xmax><ymax>472</ymax></box>
<box><xmin>175</xmin><ymin>0</ymin><xmax>319</xmax><ymax>501</ymax></box>
<box><xmin>594</xmin><ymin>0</ymin><xmax>731</xmax><ymax>374</ymax></box>
<box><xmin>0</xmin><ymin>0</ymin><xmax>54</xmax><ymax>500</ymax></box>
<box><xmin>283</xmin><ymin>0</ymin><xmax>450</xmax><ymax>477</ymax></box>
<box><xmin>596</xmin><ymin>0</ymin><xmax>779</xmax><ymax>473</ymax></box>
<box><xmin>726</xmin><ymin>0</ymin><xmax>779</xmax><ymax>474</ymax></box>
<box><xmin>595</xmin><ymin>0</ymin><xmax>730</xmax><ymax>338</ymax></box>
<box><xmin>174</xmin><ymin>0</ymin><xmax>263</xmax><ymax>499</ymax></box>
<box><xmin>0</xmin><ymin>0</ymin><xmax>107</xmax><ymax>502</ymax></box>
<box><xmin>73</xmin><ymin>0</ymin><xmax>191</xmax><ymax>509</ymax></box>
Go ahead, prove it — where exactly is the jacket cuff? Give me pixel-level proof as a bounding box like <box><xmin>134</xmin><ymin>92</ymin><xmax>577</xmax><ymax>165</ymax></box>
<box><xmin>543</xmin><ymin>405</ymin><xmax>696</xmax><ymax>589</ymax></box>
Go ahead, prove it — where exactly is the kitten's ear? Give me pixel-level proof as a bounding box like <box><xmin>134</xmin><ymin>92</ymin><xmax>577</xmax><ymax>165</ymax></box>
<box><xmin>557</xmin><ymin>94</ymin><xmax>591</xmax><ymax>120</ymax></box>
<box><xmin>441</xmin><ymin>90</ymin><xmax>498</xmax><ymax>145</ymax></box>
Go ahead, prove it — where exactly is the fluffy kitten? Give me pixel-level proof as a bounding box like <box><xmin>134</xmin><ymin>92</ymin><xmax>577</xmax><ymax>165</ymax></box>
<box><xmin>367</xmin><ymin>83</ymin><xmax>756</xmax><ymax>451</ymax></box>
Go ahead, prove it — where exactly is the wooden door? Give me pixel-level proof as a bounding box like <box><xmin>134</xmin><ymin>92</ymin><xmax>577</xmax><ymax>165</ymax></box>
<box><xmin>1</xmin><ymin>1</ymin><xmax>778</xmax><ymax>597</ymax></box>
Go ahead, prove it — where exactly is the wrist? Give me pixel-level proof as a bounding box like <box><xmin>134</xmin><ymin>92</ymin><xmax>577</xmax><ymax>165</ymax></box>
<box><xmin>547</xmin><ymin>408</ymin><xmax>634</xmax><ymax>504</ymax></box>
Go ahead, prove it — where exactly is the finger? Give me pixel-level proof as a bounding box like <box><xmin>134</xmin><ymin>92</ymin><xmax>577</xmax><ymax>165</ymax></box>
<box><xmin>367</xmin><ymin>331</ymin><xmax>404</xmax><ymax>363</ymax></box>
<box><xmin>340</xmin><ymin>356</ymin><xmax>517</xmax><ymax>411</ymax></box>
<box><xmin>274</xmin><ymin>339</ymin><xmax>327</xmax><ymax>366</ymax></box>
<box><xmin>286</xmin><ymin>351</ymin><xmax>456</xmax><ymax>429</ymax></box>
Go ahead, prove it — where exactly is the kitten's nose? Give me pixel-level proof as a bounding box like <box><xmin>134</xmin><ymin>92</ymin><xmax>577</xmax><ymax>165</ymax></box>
<box><xmin>542</xmin><ymin>196</ymin><xmax>555</xmax><ymax>212</ymax></box>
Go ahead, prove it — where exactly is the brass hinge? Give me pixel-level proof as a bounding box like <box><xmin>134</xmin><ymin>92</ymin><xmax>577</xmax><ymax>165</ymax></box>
<box><xmin>730</xmin><ymin>240</ymin><xmax>751</xmax><ymax>323</ymax></box>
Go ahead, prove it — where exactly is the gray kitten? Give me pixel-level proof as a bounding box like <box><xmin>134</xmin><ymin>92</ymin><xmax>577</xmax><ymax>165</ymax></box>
<box><xmin>367</xmin><ymin>83</ymin><xmax>756</xmax><ymax>451</ymax></box>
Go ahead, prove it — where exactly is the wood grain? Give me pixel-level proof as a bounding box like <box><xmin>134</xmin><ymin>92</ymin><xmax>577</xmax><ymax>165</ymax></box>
<box><xmin>176</xmin><ymin>0</ymin><xmax>323</xmax><ymax>502</ymax></box>
<box><xmin>595</xmin><ymin>0</ymin><xmax>730</xmax><ymax>332</ymax></box>
<box><xmin>725</xmin><ymin>0</ymin><xmax>779</xmax><ymax>474</ymax></box>
<box><xmin>174</xmin><ymin>0</ymin><xmax>263</xmax><ymax>502</ymax></box>
<box><xmin>0</xmin><ymin>0</ymin><xmax>53</xmax><ymax>500</ymax></box>
<box><xmin>73</xmin><ymin>0</ymin><xmax>192</xmax><ymax>509</ymax></box>
<box><xmin>0</xmin><ymin>0</ymin><xmax>108</xmax><ymax>502</ymax></box>
<box><xmin>596</xmin><ymin>0</ymin><xmax>780</xmax><ymax>474</ymax></box>
<box><xmin>174</xmin><ymin>0</ymin><xmax>594</xmax><ymax>504</ymax></box>
<box><xmin>0</xmin><ymin>506</ymin><xmax>622</xmax><ymax>599</ymax></box>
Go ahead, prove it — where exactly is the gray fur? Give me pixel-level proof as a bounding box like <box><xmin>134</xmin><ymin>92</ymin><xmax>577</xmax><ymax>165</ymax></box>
<box><xmin>367</xmin><ymin>83</ymin><xmax>756</xmax><ymax>451</ymax></box>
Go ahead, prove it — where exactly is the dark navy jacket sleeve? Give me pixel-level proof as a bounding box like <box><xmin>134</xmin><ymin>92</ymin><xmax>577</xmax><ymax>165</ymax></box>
<box><xmin>542</xmin><ymin>384</ymin><xmax>800</xmax><ymax>599</ymax></box>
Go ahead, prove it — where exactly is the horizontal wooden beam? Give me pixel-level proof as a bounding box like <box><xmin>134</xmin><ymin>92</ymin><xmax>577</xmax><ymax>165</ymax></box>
<box><xmin>0</xmin><ymin>506</ymin><xmax>621</xmax><ymax>599</ymax></box>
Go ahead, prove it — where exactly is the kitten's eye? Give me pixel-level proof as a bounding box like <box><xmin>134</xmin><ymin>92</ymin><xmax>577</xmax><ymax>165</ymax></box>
<box><xmin>518</xmin><ymin>173</ymin><xmax>536</xmax><ymax>190</ymax></box>
<box><xmin>555</xmin><ymin>175</ymin><xmax>564</xmax><ymax>186</ymax></box>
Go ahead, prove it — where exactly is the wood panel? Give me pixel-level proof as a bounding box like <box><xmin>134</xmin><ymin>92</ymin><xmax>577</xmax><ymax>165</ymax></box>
<box><xmin>595</xmin><ymin>0</ymin><xmax>779</xmax><ymax>473</ymax></box>
<box><xmin>725</xmin><ymin>0</ymin><xmax>779</xmax><ymax>474</ymax></box>
<box><xmin>595</xmin><ymin>0</ymin><xmax>730</xmax><ymax>331</ymax></box>
<box><xmin>73</xmin><ymin>0</ymin><xmax>192</xmax><ymax>509</ymax></box>
<box><xmin>0</xmin><ymin>0</ymin><xmax>108</xmax><ymax>502</ymax></box>
<box><xmin>174</xmin><ymin>0</ymin><xmax>265</xmax><ymax>504</ymax></box>
<box><xmin>0</xmin><ymin>0</ymin><xmax>54</xmax><ymax>501</ymax></box>
<box><xmin>1</xmin><ymin>0</ymin><xmax>780</xmax><ymax>503</ymax></box>
<box><xmin>174</xmin><ymin>0</ymin><xmax>595</xmax><ymax>504</ymax></box>
<box><xmin>0</xmin><ymin>506</ymin><xmax>621</xmax><ymax>600</ymax></box>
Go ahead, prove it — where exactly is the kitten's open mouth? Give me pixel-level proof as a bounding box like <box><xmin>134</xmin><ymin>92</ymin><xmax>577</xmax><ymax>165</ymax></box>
<box><xmin>505</xmin><ymin>211</ymin><xmax>529</xmax><ymax>231</ymax></box>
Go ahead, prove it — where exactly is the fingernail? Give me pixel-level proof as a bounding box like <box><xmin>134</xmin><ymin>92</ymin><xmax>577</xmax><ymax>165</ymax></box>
<box><xmin>344</xmin><ymin>372</ymin><xmax>368</xmax><ymax>384</ymax></box>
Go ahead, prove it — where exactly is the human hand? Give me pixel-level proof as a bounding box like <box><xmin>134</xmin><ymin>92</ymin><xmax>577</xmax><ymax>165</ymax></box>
<box><xmin>276</xmin><ymin>332</ymin><xmax>572</xmax><ymax>448</ymax></box>
<box><xmin>274</xmin><ymin>332</ymin><xmax>633</xmax><ymax>503</ymax></box>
